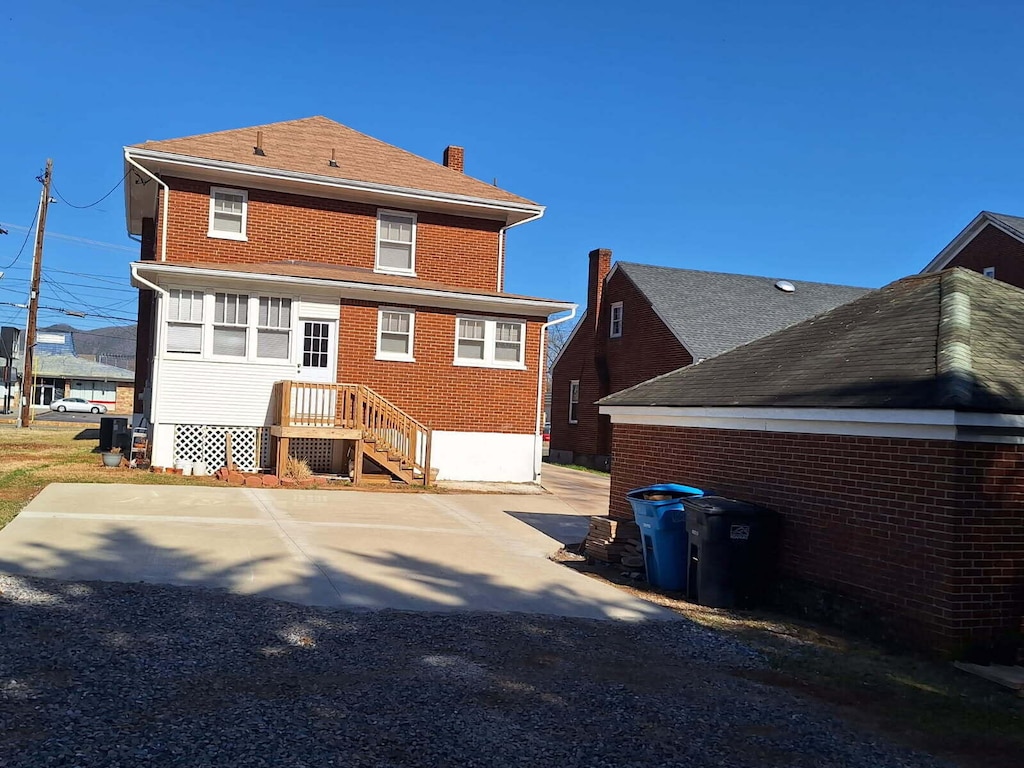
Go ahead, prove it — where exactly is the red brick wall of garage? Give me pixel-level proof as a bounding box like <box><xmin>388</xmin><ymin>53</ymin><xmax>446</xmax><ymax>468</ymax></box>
<box><xmin>608</xmin><ymin>422</ymin><xmax>1024</xmax><ymax>652</ymax></box>
<box><xmin>337</xmin><ymin>301</ymin><xmax>542</xmax><ymax>433</ymax></box>
<box><xmin>550</xmin><ymin>268</ymin><xmax>692</xmax><ymax>460</ymax></box>
<box><xmin>946</xmin><ymin>223</ymin><xmax>1024</xmax><ymax>289</ymax></box>
<box><xmin>155</xmin><ymin>178</ymin><xmax>504</xmax><ymax>291</ymax></box>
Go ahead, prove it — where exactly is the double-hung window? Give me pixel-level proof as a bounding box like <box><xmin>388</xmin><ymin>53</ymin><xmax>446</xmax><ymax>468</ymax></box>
<box><xmin>610</xmin><ymin>301</ymin><xmax>623</xmax><ymax>338</ymax></box>
<box><xmin>166</xmin><ymin>289</ymin><xmax>203</xmax><ymax>354</ymax></box>
<box><xmin>569</xmin><ymin>380</ymin><xmax>580</xmax><ymax>424</ymax></box>
<box><xmin>376</xmin><ymin>308</ymin><xmax>415</xmax><ymax>361</ymax></box>
<box><xmin>257</xmin><ymin>297</ymin><xmax>292</xmax><ymax>360</ymax></box>
<box><xmin>213</xmin><ymin>293</ymin><xmax>249</xmax><ymax>357</ymax></box>
<box><xmin>376</xmin><ymin>210</ymin><xmax>416</xmax><ymax>274</ymax></box>
<box><xmin>209</xmin><ymin>187</ymin><xmax>248</xmax><ymax>240</ymax></box>
<box><xmin>454</xmin><ymin>316</ymin><xmax>526</xmax><ymax>368</ymax></box>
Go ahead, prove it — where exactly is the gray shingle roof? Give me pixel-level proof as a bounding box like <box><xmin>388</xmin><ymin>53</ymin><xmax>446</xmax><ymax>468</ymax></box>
<box><xmin>31</xmin><ymin>354</ymin><xmax>135</xmax><ymax>382</ymax></box>
<box><xmin>986</xmin><ymin>211</ymin><xmax>1024</xmax><ymax>238</ymax></box>
<box><xmin>617</xmin><ymin>263</ymin><xmax>869</xmax><ymax>360</ymax></box>
<box><xmin>600</xmin><ymin>268</ymin><xmax>1024</xmax><ymax>413</ymax></box>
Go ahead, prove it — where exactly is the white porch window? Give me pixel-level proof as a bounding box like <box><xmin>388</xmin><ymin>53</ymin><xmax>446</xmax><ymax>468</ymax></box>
<box><xmin>166</xmin><ymin>289</ymin><xmax>203</xmax><ymax>354</ymax></box>
<box><xmin>208</xmin><ymin>187</ymin><xmax>248</xmax><ymax>240</ymax></box>
<box><xmin>257</xmin><ymin>297</ymin><xmax>292</xmax><ymax>360</ymax></box>
<box><xmin>213</xmin><ymin>292</ymin><xmax>249</xmax><ymax>357</ymax></box>
<box><xmin>376</xmin><ymin>210</ymin><xmax>416</xmax><ymax>274</ymax></box>
<box><xmin>376</xmin><ymin>308</ymin><xmax>415</xmax><ymax>361</ymax></box>
<box><xmin>454</xmin><ymin>316</ymin><xmax>526</xmax><ymax>369</ymax></box>
<box><xmin>610</xmin><ymin>301</ymin><xmax>623</xmax><ymax>338</ymax></box>
<box><xmin>569</xmin><ymin>380</ymin><xmax>580</xmax><ymax>424</ymax></box>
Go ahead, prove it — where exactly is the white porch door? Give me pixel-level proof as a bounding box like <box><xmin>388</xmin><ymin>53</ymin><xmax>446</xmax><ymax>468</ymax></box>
<box><xmin>298</xmin><ymin>319</ymin><xmax>336</xmax><ymax>384</ymax></box>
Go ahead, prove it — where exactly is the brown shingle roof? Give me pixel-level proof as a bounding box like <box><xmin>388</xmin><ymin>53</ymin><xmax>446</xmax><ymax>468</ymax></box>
<box><xmin>132</xmin><ymin>116</ymin><xmax>537</xmax><ymax>207</ymax></box>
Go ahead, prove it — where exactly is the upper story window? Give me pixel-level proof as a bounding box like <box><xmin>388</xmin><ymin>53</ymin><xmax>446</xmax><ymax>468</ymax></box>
<box><xmin>983</xmin><ymin>266</ymin><xmax>996</xmax><ymax>278</ymax></box>
<box><xmin>166</xmin><ymin>289</ymin><xmax>203</xmax><ymax>354</ymax></box>
<box><xmin>376</xmin><ymin>210</ymin><xmax>416</xmax><ymax>275</ymax></box>
<box><xmin>568</xmin><ymin>380</ymin><xmax>580</xmax><ymax>424</ymax></box>
<box><xmin>454</xmin><ymin>316</ymin><xmax>526</xmax><ymax>369</ymax></box>
<box><xmin>212</xmin><ymin>293</ymin><xmax>249</xmax><ymax>357</ymax></box>
<box><xmin>610</xmin><ymin>301</ymin><xmax>623</xmax><ymax>338</ymax></box>
<box><xmin>376</xmin><ymin>308</ymin><xmax>415</xmax><ymax>362</ymax></box>
<box><xmin>257</xmin><ymin>297</ymin><xmax>292</xmax><ymax>359</ymax></box>
<box><xmin>208</xmin><ymin>187</ymin><xmax>248</xmax><ymax>241</ymax></box>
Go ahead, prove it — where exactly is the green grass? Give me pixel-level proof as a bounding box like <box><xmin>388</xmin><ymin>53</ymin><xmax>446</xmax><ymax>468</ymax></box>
<box><xmin>549</xmin><ymin>462</ymin><xmax>610</xmax><ymax>477</ymax></box>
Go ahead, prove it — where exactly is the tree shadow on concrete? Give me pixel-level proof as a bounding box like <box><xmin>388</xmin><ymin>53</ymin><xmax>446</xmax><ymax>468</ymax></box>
<box><xmin>504</xmin><ymin>510</ymin><xmax>589</xmax><ymax>547</ymax></box>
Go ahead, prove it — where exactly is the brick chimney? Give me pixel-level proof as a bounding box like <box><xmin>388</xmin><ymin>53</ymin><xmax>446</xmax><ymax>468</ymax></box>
<box><xmin>587</xmin><ymin>248</ymin><xmax>612</xmax><ymax>335</ymax></box>
<box><xmin>443</xmin><ymin>145</ymin><xmax>465</xmax><ymax>173</ymax></box>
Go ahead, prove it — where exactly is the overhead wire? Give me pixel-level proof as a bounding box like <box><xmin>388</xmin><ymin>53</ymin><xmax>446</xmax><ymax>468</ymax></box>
<box><xmin>51</xmin><ymin>171</ymin><xmax>131</xmax><ymax>210</ymax></box>
<box><xmin>0</xmin><ymin>207</ymin><xmax>39</xmax><ymax>270</ymax></box>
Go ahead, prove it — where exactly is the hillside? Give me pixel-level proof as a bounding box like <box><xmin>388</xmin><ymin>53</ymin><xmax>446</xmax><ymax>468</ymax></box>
<box><xmin>40</xmin><ymin>324</ymin><xmax>137</xmax><ymax>370</ymax></box>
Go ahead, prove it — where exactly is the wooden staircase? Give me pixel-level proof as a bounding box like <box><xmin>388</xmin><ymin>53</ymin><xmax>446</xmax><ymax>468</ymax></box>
<box><xmin>271</xmin><ymin>381</ymin><xmax>434</xmax><ymax>486</ymax></box>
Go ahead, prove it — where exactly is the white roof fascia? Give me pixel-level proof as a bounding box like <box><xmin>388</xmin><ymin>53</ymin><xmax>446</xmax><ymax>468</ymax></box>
<box><xmin>132</xmin><ymin>263</ymin><xmax>574</xmax><ymax>317</ymax></box>
<box><xmin>921</xmin><ymin>212</ymin><xmax>1024</xmax><ymax>273</ymax></box>
<box><xmin>124</xmin><ymin>147</ymin><xmax>545</xmax><ymax>221</ymax></box>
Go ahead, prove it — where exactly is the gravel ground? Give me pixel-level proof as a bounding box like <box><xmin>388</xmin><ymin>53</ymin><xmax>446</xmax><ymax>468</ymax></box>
<box><xmin>0</xmin><ymin>574</ymin><xmax>948</xmax><ymax>767</ymax></box>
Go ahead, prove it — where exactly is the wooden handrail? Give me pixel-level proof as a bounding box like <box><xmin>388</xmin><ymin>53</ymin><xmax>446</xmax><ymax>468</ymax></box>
<box><xmin>272</xmin><ymin>381</ymin><xmax>432</xmax><ymax>485</ymax></box>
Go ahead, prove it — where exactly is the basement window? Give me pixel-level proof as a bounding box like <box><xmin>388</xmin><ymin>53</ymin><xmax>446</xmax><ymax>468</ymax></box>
<box><xmin>610</xmin><ymin>301</ymin><xmax>623</xmax><ymax>338</ymax></box>
<box><xmin>376</xmin><ymin>308</ymin><xmax>415</xmax><ymax>361</ymax></box>
<box><xmin>208</xmin><ymin>187</ymin><xmax>248</xmax><ymax>240</ymax></box>
<box><xmin>376</xmin><ymin>210</ymin><xmax>416</xmax><ymax>275</ymax></box>
<box><xmin>569</xmin><ymin>380</ymin><xmax>580</xmax><ymax>424</ymax></box>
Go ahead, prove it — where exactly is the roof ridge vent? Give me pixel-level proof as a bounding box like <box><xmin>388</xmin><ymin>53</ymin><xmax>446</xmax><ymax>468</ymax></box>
<box><xmin>774</xmin><ymin>279</ymin><xmax>796</xmax><ymax>293</ymax></box>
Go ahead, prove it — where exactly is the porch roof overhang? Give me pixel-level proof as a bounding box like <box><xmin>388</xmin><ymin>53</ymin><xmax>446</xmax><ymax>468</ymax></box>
<box><xmin>131</xmin><ymin>261</ymin><xmax>576</xmax><ymax>318</ymax></box>
<box><xmin>123</xmin><ymin>147</ymin><xmax>546</xmax><ymax>237</ymax></box>
<box><xmin>599</xmin><ymin>404</ymin><xmax>1024</xmax><ymax>444</ymax></box>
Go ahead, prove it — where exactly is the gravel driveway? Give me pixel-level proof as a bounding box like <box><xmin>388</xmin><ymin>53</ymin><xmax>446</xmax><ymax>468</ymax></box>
<box><xmin>0</xmin><ymin>575</ymin><xmax>946</xmax><ymax>767</ymax></box>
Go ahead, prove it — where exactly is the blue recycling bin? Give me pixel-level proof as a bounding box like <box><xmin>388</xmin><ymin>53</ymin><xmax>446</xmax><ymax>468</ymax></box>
<box><xmin>626</xmin><ymin>483</ymin><xmax>705</xmax><ymax>590</ymax></box>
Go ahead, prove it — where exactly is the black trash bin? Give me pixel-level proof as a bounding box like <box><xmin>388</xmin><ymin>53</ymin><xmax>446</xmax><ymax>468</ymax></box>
<box><xmin>99</xmin><ymin>416</ymin><xmax>129</xmax><ymax>452</ymax></box>
<box><xmin>683</xmin><ymin>496</ymin><xmax>779</xmax><ymax>608</ymax></box>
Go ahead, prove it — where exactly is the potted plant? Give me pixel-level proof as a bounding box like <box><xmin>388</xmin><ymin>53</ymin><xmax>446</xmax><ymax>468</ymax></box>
<box><xmin>101</xmin><ymin>446</ymin><xmax>123</xmax><ymax>468</ymax></box>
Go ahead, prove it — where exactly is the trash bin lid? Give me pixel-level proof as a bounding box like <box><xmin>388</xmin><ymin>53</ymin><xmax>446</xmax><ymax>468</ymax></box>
<box><xmin>626</xmin><ymin>483</ymin><xmax>704</xmax><ymax>501</ymax></box>
<box><xmin>682</xmin><ymin>496</ymin><xmax>774</xmax><ymax>517</ymax></box>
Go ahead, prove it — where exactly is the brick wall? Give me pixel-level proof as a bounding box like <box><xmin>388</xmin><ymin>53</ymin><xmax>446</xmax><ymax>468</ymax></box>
<box><xmin>113</xmin><ymin>384</ymin><xmax>135</xmax><ymax>414</ymax></box>
<box><xmin>609</xmin><ymin>422</ymin><xmax>1024</xmax><ymax>652</ymax></box>
<box><xmin>158</xmin><ymin>178</ymin><xmax>504</xmax><ymax>291</ymax></box>
<box><xmin>338</xmin><ymin>300</ymin><xmax>542</xmax><ymax>433</ymax></box>
<box><xmin>947</xmin><ymin>223</ymin><xmax>1024</xmax><ymax>289</ymax></box>
<box><xmin>550</xmin><ymin>267</ymin><xmax>692</xmax><ymax>464</ymax></box>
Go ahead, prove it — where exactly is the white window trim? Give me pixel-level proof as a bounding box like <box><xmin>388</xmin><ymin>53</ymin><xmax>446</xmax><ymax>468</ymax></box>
<box><xmin>255</xmin><ymin>296</ymin><xmax>294</xmax><ymax>362</ymax></box>
<box><xmin>208</xmin><ymin>186</ymin><xmax>249</xmax><ymax>241</ymax></box>
<box><xmin>983</xmin><ymin>266</ymin><xmax>996</xmax><ymax>278</ymax></box>
<box><xmin>165</xmin><ymin>288</ymin><xmax>204</xmax><ymax>355</ymax></box>
<box><xmin>569</xmin><ymin>380</ymin><xmax>580</xmax><ymax>424</ymax></box>
<box><xmin>209</xmin><ymin>292</ymin><xmax>250</xmax><ymax>360</ymax></box>
<box><xmin>375</xmin><ymin>307</ymin><xmax>416</xmax><ymax>362</ymax></box>
<box><xmin>375</xmin><ymin>209</ymin><xmax>417</xmax><ymax>276</ymax></box>
<box><xmin>452</xmin><ymin>315</ymin><xmax>527</xmax><ymax>370</ymax></box>
<box><xmin>610</xmin><ymin>301</ymin><xmax>623</xmax><ymax>338</ymax></box>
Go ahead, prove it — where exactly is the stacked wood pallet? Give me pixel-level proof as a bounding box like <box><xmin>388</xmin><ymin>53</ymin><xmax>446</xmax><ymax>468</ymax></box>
<box><xmin>584</xmin><ymin>516</ymin><xmax>641</xmax><ymax>563</ymax></box>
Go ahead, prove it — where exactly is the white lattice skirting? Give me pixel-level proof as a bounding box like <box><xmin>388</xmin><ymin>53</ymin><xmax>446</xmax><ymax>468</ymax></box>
<box><xmin>288</xmin><ymin>438</ymin><xmax>335</xmax><ymax>474</ymax></box>
<box><xmin>173</xmin><ymin>424</ymin><xmax>270</xmax><ymax>473</ymax></box>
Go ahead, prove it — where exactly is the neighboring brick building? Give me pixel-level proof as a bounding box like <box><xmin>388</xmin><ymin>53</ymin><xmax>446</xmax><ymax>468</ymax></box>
<box><xmin>550</xmin><ymin>250</ymin><xmax>866</xmax><ymax>469</ymax></box>
<box><xmin>600</xmin><ymin>268</ymin><xmax>1024</xmax><ymax>655</ymax></box>
<box><xmin>124</xmin><ymin>117</ymin><xmax>573</xmax><ymax>482</ymax></box>
<box><xmin>921</xmin><ymin>210</ymin><xmax>1024</xmax><ymax>288</ymax></box>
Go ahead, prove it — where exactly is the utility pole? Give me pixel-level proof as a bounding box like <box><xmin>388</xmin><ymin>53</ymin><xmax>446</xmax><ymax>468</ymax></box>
<box><xmin>19</xmin><ymin>159</ymin><xmax>53</xmax><ymax>428</ymax></box>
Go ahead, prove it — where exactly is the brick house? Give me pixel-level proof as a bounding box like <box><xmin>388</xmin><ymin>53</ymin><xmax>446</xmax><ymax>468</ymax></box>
<box><xmin>599</xmin><ymin>268</ymin><xmax>1024</xmax><ymax>654</ymax></box>
<box><xmin>124</xmin><ymin>117</ymin><xmax>573</xmax><ymax>482</ymax></box>
<box><xmin>549</xmin><ymin>249</ymin><xmax>866</xmax><ymax>469</ymax></box>
<box><xmin>921</xmin><ymin>210</ymin><xmax>1024</xmax><ymax>288</ymax></box>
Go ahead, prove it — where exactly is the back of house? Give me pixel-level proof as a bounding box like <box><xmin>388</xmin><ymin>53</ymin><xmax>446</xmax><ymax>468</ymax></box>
<box><xmin>550</xmin><ymin>249</ymin><xmax>868</xmax><ymax>469</ymax></box>
<box><xmin>124</xmin><ymin>117</ymin><xmax>572</xmax><ymax>482</ymax></box>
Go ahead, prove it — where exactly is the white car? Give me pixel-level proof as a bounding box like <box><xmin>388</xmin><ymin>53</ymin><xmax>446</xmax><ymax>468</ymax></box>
<box><xmin>49</xmin><ymin>397</ymin><xmax>107</xmax><ymax>414</ymax></box>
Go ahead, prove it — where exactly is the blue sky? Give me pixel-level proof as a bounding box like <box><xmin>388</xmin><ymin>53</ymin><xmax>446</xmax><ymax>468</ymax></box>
<box><xmin>2</xmin><ymin>1</ymin><xmax>1023</xmax><ymax>332</ymax></box>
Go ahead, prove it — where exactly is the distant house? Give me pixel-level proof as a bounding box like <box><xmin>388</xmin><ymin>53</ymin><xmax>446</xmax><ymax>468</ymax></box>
<box><xmin>549</xmin><ymin>249</ymin><xmax>867</xmax><ymax>469</ymax></box>
<box><xmin>599</xmin><ymin>268</ymin><xmax>1024</xmax><ymax>654</ymax></box>
<box><xmin>30</xmin><ymin>354</ymin><xmax>135</xmax><ymax>412</ymax></box>
<box><xmin>922</xmin><ymin>210</ymin><xmax>1024</xmax><ymax>287</ymax></box>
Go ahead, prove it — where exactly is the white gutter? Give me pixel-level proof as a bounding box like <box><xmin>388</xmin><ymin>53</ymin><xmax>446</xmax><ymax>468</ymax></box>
<box><xmin>496</xmin><ymin>209</ymin><xmax>545</xmax><ymax>292</ymax></box>
<box><xmin>124</xmin><ymin>149</ymin><xmax>168</xmax><ymax>262</ymax></box>
<box><xmin>133</xmin><ymin>262</ymin><xmax>574</xmax><ymax>315</ymax></box>
<box><xmin>128</xmin><ymin>147</ymin><xmax>545</xmax><ymax>222</ymax></box>
<box><xmin>129</xmin><ymin>263</ymin><xmax>168</xmax><ymax>423</ymax></box>
<box><xmin>534</xmin><ymin>305</ymin><xmax>577</xmax><ymax>481</ymax></box>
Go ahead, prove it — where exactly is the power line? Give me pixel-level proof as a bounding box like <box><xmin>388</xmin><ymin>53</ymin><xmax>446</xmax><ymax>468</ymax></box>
<box><xmin>51</xmin><ymin>171</ymin><xmax>130</xmax><ymax>210</ymax></box>
<box><xmin>0</xmin><ymin>207</ymin><xmax>39</xmax><ymax>270</ymax></box>
<box><xmin>0</xmin><ymin>225</ymin><xmax>135</xmax><ymax>253</ymax></box>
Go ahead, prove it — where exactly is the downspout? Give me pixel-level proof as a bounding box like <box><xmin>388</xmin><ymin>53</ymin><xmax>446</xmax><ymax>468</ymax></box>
<box><xmin>534</xmin><ymin>305</ymin><xmax>577</xmax><ymax>481</ymax></box>
<box><xmin>130</xmin><ymin>264</ymin><xmax>167</xmax><ymax>425</ymax></box>
<box><xmin>124</xmin><ymin>149</ymin><xmax>169</xmax><ymax>262</ymax></box>
<box><xmin>496</xmin><ymin>209</ymin><xmax>544</xmax><ymax>292</ymax></box>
